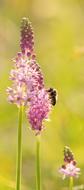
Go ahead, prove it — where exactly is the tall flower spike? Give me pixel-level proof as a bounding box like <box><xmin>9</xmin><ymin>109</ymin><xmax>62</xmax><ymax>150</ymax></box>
<box><xmin>7</xmin><ymin>18</ymin><xmax>44</xmax><ymax>107</ymax></box>
<box><xmin>20</xmin><ymin>17</ymin><xmax>35</xmax><ymax>58</ymax></box>
<box><xmin>59</xmin><ymin>146</ymin><xmax>80</xmax><ymax>178</ymax></box>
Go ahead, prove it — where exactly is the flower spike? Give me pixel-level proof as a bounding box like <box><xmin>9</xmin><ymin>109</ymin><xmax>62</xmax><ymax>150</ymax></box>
<box><xmin>59</xmin><ymin>146</ymin><xmax>80</xmax><ymax>178</ymax></box>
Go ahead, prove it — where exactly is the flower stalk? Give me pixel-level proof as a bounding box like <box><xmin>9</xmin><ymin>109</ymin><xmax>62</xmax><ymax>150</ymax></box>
<box><xmin>16</xmin><ymin>106</ymin><xmax>23</xmax><ymax>190</ymax></box>
<box><xmin>69</xmin><ymin>176</ymin><xmax>73</xmax><ymax>190</ymax></box>
<box><xmin>36</xmin><ymin>135</ymin><xmax>41</xmax><ymax>190</ymax></box>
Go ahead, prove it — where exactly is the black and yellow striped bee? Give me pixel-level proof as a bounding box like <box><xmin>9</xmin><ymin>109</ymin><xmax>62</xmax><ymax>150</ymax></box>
<box><xmin>47</xmin><ymin>88</ymin><xmax>57</xmax><ymax>106</ymax></box>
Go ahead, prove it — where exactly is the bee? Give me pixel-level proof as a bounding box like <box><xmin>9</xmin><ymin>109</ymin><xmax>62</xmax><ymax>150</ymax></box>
<box><xmin>47</xmin><ymin>88</ymin><xmax>57</xmax><ymax>106</ymax></box>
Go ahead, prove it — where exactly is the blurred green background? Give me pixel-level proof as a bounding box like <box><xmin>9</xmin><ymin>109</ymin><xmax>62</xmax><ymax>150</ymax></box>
<box><xmin>0</xmin><ymin>0</ymin><xmax>84</xmax><ymax>189</ymax></box>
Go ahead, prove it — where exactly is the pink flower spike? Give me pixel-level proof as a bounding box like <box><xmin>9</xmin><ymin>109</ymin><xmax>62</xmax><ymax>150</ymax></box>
<box><xmin>59</xmin><ymin>147</ymin><xmax>80</xmax><ymax>179</ymax></box>
<box><xmin>26</xmin><ymin>88</ymin><xmax>53</xmax><ymax>134</ymax></box>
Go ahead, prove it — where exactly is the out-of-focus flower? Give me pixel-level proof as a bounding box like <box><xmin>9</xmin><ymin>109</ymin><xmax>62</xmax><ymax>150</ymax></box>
<box><xmin>59</xmin><ymin>161</ymin><xmax>80</xmax><ymax>178</ymax></box>
<box><xmin>59</xmin><ymin>146</ymin><xmax>80</xmax><ymax>178</ymax></box>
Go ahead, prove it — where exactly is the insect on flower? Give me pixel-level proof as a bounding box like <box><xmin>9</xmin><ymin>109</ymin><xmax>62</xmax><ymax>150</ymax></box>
<box><xmin>7</xmin><ymin>17</ymin><xmax>58</xmax><ymax>134</ymax></box>
<box><xmin>47</xmin><ymin>88</ymin><xmax>57</xmax><ymax>106</ymax></box>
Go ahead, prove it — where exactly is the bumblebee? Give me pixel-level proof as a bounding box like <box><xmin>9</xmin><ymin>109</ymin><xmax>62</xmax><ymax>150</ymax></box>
<box><xmin>47</xmin><ymin>88</ymin><xmax>57</xmax><ymax>106</ymax></box>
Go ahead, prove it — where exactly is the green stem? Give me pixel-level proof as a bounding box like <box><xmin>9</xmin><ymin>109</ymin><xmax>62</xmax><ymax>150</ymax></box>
<box><xmin>69</xmin><ymin>177</ymin><xmax>73</xmax><ymax>190</ymax></box>
<box><xmin>36</xmin><ymin>135</ymin><xmax>41</xmax><ymax>190</ymax></box>
<box><xmin>16</xmin><ymin>106</ymin><xmax>23</xmax><ymax>190</ymax></box>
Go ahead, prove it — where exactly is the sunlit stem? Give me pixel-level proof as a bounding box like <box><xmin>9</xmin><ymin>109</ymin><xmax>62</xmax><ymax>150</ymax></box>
<box><xmin>16</xmin><ymin>105</ymin><xmax>23</xmax><ymax>190</ymax></box>
<box><xmin>69</xmin><ymin>177</ymin><xmax>73</xmax><ymax>190</ymax></box>
<box><xmin>36</xmin><ymin>135</ymin><xmax>41</xmax><ymax>190</ymax></box>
